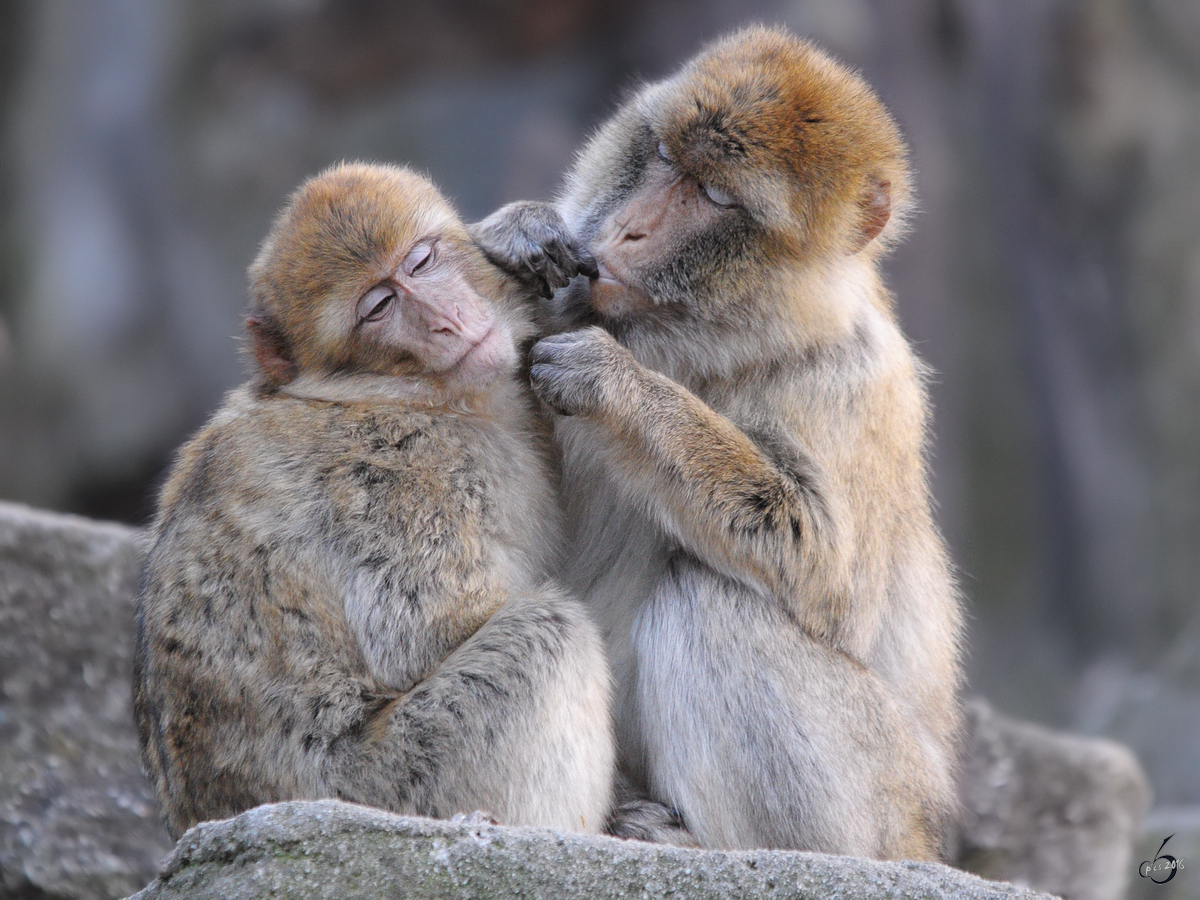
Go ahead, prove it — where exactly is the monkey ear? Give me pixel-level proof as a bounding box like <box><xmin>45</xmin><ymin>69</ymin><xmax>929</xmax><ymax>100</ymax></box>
<box><xmin>853</xmin><ymin>177</ymin><xmax>891</xmax><ymax>250</ymax></box>
<box><xmin>246</xmin><ymin>314</ymin><xmax>299</xmax><ymax>388</ymax></box>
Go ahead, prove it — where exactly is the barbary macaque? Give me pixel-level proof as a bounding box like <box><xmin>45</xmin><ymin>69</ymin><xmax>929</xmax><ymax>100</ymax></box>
<box><xmin>472</xmin><ymin>26</ymin><xmax>963</xmax><ymax>859</ymax></box>
<box><xmin>134</xmin><ymin>162</ymin><xmax>615</xmax><ymax>840</ymax></box>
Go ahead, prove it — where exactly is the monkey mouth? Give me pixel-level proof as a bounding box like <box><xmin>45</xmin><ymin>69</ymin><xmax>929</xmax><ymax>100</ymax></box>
<box><xmin>589</xmin><ymin>260</ymin><xmax>653</xmax><ymax>317</ymax></box>
<box><xmin>457</xmin><ymin>327</ymin><xmax>496</xmax><ymax>362</ymax></box>
<box><xmin>592</xmin><ymin>260</ymin><xmax>624</xmax><ymax>287</ymax></box>
<box><xmin>451</xmin><ymin>325</ymin><xmax>514</xmax><ymax>380</ymax></box>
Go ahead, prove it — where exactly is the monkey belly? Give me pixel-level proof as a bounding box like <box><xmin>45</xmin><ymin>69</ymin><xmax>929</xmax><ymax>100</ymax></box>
<box><xmin>632</xmin><ymin>553</ymin><xmax>942</xmax><ymax>859</ymax></box>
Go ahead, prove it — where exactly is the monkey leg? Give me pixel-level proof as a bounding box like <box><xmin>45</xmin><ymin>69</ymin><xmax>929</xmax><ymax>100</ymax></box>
<box><xmin>633</xmin><ymin>554</ymin><xmax>944</xmax><ymax>859</ymax></box>
<box><xmin>326</xmin><ymin>584</ymin><xmax>614</xmax><ymax>834</ymax></box>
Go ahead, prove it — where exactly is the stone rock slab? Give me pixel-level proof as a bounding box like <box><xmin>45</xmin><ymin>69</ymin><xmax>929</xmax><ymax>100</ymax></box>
<box><xmin>957</xmin><ymin>697</ymin><xmax>1153</xmax><ymax>900</ymax></box>
<box><xmin>0</xmin><ymin>501</ymin><xmax>172</xmax><ymax>900</ymax></box>
<box><xmin>127</xmin><ymin>799</ymin><xmax>1057</xmax><ymax>900</ymax></box>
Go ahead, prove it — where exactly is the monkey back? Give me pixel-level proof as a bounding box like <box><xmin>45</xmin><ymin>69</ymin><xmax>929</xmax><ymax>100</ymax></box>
<box><xmin>132</xmin><ymin>384</ymin><xmax>562</xmax><ymax>837</ymax></box>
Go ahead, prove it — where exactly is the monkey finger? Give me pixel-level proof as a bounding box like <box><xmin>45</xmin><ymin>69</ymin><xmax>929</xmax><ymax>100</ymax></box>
<box><xmin>528</xmin><ymin>360</ymin><xmax>564</xmax><ymax>385</ymax></box>
<box><xmin>529</xmin><ymin>341</ymin><xmax>567</xmax><ymax>368</ymax></box>
<box><xmin>529</xmin><ymin>363</ymin><xmax>581</xmax><ymax>416</ymax></box>
<box><xmin>576</xmin><ymin>250</ymin><xmax>600</xmax><ymax>280</ymax></box>
<box><xmin>539</xmin><ymin>239</ymin><xmax>568</xmax><ymax>270</ymax></box>
<box><xmin>509</xmin><ymin>254</ymin><xmax>553</xmax><ymax>299</ymax></box>
<box><xmin>543</xmin><ymin>237</ymin><xmax>598</xmax><ymax>283</ymax></box>
<box><xmin>547</xmin><ymin>237</ymin><xmax>598</xmax><ymax>281</ymax></box>
<box><xmin>559</xmin><ymin>241</ymin><xmax>600</xmax><ymax>283</ymax></box>
<box><xmin>523</xmin><ymin>243</ymin><xmax>572</xmax><ymax>291</ymax></box>
<box><xmin>541</xmin><ymin>237</ymin><xmax>575</xmax><ymax>269</ymax></box>
<box><xmin>511</xmin><ymin>268</ymin><xmax>553</xmax><ymax>300</ymax></box>
<box><xmin>532</xmin><ymin>331</ymin><xmax>583</xmax><ymax>350</ymax></box>
<box><xmin>530</xmin><ymin>332</ymin><xmax>592</xmax><ymax>366</ymax></box>
<box><xmin>531</xmin><ymin>273</ymin><xmax>556</xmax><ymax>300</ymax></box>
<box><xmin>540</xmin><ymin>258</ymin><xmax>573</xmax><ymax>292</ymax></box>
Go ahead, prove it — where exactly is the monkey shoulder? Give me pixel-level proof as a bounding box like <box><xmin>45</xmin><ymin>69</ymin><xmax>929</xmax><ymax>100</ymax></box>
<box><xmin>312</xmin><ymin>396</ymin><xmax>554</xmax><ymax>537</ymax></box>
<box><xmin>280</xmin><ymin>390</ymin><xmax>553</xmax><ymax>569</ymax></box>
<box><xmin>145</xmin><ymin>390</ymin><xmax>349</xmax><ymax>582</ymax></box>
<box><xmin>162</xmin><ymin>390</ymin><xmax>502</xmax><ymax>524</ymax></box>
<box><xmin>708</xmin><ymin>308</ymin><xmax>926</xmax><ymax>446</ymax></box>
<box><xmin>137</xmin><ymin>402</ymin><xmax>370</xmax><ymax>731</ymax></box>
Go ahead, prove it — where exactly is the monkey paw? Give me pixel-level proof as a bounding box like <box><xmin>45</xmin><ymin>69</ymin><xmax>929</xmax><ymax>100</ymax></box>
<box><xmin>530</xmin><ymin>327</ymin><xmax>632</xmax><ymax>417</ymax></box>
<box><xmin>469</xmin><ymin>201</ymin><xmax>599</xmax><ymax>300</ymax></box>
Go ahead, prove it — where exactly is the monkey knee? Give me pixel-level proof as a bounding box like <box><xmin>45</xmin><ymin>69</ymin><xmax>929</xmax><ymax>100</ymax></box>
<box><xmin>489</xmin><ymin>585</ymin><xmax>607</xmax><ymax>671</ymax></box>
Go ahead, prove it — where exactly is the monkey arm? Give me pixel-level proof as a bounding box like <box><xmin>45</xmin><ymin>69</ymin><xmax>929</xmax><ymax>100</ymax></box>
<box><xmin>607</xmin><ymin>375</ymin><xmax>844</xmax><ymax>604</ymax></box>
<box><xmin>325</xmin><ymin>586</ymin><xmax>613</xmax><ymax>832</ymax></box>
<box><xmin>533</xmin><ymin>328</ymin><xmax>847</xmax><ymax>605</ymax></box>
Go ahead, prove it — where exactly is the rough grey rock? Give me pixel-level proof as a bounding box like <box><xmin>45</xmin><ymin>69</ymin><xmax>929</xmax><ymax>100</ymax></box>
<box><xmin>127</xmin><ymin>799</ymin><xmax>1056</xmax><ymax>900</ymax></box>
<box><xmin>957</xmin><ymin>697</ymin><xmax>1153</xmax><ymax>900</ymax></box>
<box><xmin>0</xmin><ymin>501</ymin><xmax>172</xmax><ymax>900</ymax></box>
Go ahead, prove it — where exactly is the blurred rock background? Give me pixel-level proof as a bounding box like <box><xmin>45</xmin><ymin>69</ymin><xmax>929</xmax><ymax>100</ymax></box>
<box><xmin>0</xmin><ymin>0</ymin><xmax>1196</xmax><ymax>855</ymax></box>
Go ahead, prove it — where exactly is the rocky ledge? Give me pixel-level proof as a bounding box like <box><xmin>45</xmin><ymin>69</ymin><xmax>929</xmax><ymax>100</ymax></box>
<box><xmin>128</xmin><ymin>799</ymin><xmax>1057</xmax><ymax>900</ymax></box>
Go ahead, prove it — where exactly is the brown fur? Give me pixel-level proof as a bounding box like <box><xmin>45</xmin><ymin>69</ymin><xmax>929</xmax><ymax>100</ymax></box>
<box><xmin>134</xmin><ymin>163</ymin><xmax>614</xmax><ymax>840</ymax></box>
<box><xmin>475</xmin><ymin>27</ymin><xmax>962</xmax><ymax>859</ymax></box>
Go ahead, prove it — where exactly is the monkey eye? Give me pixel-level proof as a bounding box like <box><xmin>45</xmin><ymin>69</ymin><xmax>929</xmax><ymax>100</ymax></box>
<box><xmin>404</xmin><ymin>241</ymin><xmax>435</xmax><ymax>276</ymax></box>
<box><xmin>701</xmin><ymin>182</ymin><xmax>737</xmax><ymax>208</ymax></box>
<box><xmin>656</xmin><ymin>141</ymin><xmax>672</xmax><ymax>163</ymax></box>
<box><xmin>357</xmin><ymin>285</ymin><xmax>396</xmax><ymax>324</ymax></box>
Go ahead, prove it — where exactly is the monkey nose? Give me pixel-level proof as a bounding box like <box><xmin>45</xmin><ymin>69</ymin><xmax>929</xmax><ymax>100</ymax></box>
<box><xmin>432</xmin><ymin>305</ymin><xmax>463</xmax><ymax>333</ymax></box>
<box><xmin>423</xmin><ymin>303</ymin><xmax>470</xmax><ymax>336</ymax></box>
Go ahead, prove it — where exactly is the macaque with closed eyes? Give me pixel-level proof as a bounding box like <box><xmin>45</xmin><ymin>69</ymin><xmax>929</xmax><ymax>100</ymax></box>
<box><xmin>133</xmin><ymin>162</ymin><xmax>615</xmax><ymax>840</ymax></box>
<box><xmin>472</xmin><ymin>26</ymin><xmax>963</xmax><ymax>859</ymax></box>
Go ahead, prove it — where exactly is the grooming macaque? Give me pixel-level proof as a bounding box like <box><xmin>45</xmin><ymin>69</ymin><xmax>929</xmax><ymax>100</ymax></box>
<box><xmin>133</xmin><ymin>163</ymin><xmax>614</xmax><ymax>840</ymax></box>
<box><xmin>473</xmin><ymin>27</ymin><xmax>963</xmax><ymax>859</ymax></box>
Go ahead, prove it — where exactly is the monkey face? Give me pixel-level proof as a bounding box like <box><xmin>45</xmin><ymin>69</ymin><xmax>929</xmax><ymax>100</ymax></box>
<box><xmin>248</xmin><ymin>163</ymin><xmax>523</xmax><ymax>391</ymax></box>
<box><xmin>588</xmin><ymin>141</ymin><xmax>754</xmax><ymax>320</ymax></box>
<box><xmin>348</xmin><ymin>236</ymin><xmax>515</xmax><ymax>386</ymax></box>
<box><xmin>567</xmin><ymin>27</ymin><xmax>910</xmax><ymax>335</ymax></box>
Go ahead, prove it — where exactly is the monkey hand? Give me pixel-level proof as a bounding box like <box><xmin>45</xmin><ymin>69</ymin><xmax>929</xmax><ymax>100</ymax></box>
<box><xmin>530</xmin><ymin>327</ymin><xmax>635</xmax><ymax>417</ymax></box>
<box><xmin>469</xmin><ymin>201</ymin><xmax>599</xmax><ymax>300</ymax></box>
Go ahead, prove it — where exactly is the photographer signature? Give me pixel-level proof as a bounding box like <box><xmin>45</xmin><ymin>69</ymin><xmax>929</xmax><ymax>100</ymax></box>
<box><xmin>1140</xmin><ymin>834</ymin><xmax>1185</xmax><ymax>885</ymax></box>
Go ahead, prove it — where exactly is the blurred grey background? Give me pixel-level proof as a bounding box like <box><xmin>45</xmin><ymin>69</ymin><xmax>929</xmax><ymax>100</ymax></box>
<box><xmin>0</xmin><ymin>0</ymin><xmax>1196</xmax><ymax>814</ymax></box>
